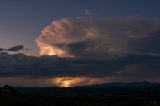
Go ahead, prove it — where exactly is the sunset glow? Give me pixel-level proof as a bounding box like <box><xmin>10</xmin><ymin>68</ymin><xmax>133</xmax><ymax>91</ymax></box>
<box><xmin>52</xmin><ymin>77</ymin><xmax>108</xmax><ymax>87</ymax></box>
<box><xmin>63</xmin><ymin>81</ymin><xmax>71</xmax><ymax>87</ymax></box>
<box><xmin>53</xmin><ymin>77</ymin><xmax>74</xmax><ymax>87</ymax></box>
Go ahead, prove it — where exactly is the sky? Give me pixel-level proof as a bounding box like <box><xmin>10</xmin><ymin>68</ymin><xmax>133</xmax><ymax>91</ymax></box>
<box><xmin>0</xmin><ymin>0</ymin><xmax>160</xmax><ymax>87</ymax></box>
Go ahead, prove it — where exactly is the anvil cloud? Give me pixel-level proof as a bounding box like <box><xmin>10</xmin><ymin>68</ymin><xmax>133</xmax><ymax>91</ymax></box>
<box><xmin>36</xmin><ymin>17</ymin><xmax>160</xmax><ymax>58</ymax></box>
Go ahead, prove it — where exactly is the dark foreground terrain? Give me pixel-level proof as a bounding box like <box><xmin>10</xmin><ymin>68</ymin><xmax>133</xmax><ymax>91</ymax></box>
<box><xmin>0</xmin><ymin>83</ymin><xmax>160</xmax><ymax>106</ymax></box>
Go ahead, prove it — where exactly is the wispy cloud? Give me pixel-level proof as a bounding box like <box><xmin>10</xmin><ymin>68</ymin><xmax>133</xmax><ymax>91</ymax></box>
<box><xmin>84</xmin><ymin>10</ymin><xmax>93</xmax><ymax>16</ymax></box>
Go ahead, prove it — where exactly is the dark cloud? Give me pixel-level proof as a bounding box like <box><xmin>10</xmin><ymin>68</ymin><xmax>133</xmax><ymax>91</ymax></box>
<box><xmin>0</xmin><ymin>48</ymin><xmax>6</xmax><ymax>52</ymax></box>
<box><xmin>0</xmin><ymin>53</ymin><xmax>159</xmax><ymax>82</ymax></box>
<box><xmin>114</xmin><ymin>60</ymin><xmax>160</xmax><ymax>82</ymax></box>
<box><xmin>7</xmin><ymin>45</ymin><xmax>24</xmax><ymax>52</ymax></box>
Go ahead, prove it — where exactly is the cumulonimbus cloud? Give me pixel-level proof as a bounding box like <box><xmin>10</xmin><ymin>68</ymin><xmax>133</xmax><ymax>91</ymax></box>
<box><xmin>36</xmin><ymin>17</ymin><xmax>160</xmax><ymax>58</ymax></box>
<box><xmin>1</xmin><ymin>17</ymin><xmax>160</xmax><ymax>86</ymax></box>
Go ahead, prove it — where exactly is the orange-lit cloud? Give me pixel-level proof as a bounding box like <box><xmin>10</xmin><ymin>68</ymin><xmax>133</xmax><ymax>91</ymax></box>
<box><xmin>36</xmin><ymin>18</ymin><xmax>100</xmax><ymax>57</ymax></box>
<box><xmin>52</xmin><ymin>77</ymin><xmax>111</xmax><ymax>87</ymax></box>
<box><xmin>37</xmin><ymin>42</ymin><xmax>73</xmax><ymax>57</ymax></box>
<box><xmin>36</xmin><ymin>18</ymin><xmax>160</xmax><ymax>58</ymax></box>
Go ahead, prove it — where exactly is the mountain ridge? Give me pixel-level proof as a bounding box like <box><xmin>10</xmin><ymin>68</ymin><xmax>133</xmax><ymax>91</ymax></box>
<box><xmin>81</xmin><ymin>81</ymin><xmax>160</xmax><ymax>88</ymax></box>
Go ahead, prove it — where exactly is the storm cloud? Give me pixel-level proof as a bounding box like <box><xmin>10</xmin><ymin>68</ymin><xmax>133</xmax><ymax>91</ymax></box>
<box><xmin>0</xmin><ymin>53</ymin><xmax>159</xmax><ymax>86</ymax></box>
<box><xmin>1</xmin><ymin>17</ymin><xmax>160</xmax><ymax>86</ymax></box>
<box><xmin>36</xmin><ymin>17</ymin><xmax>160</xmax><ymax>58</ymax></box>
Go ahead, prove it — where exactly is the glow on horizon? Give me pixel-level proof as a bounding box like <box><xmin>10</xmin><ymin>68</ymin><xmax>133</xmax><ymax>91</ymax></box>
<box><xmin>52</xmin><ymin>77</ymin><xmax>109</xmax><ymax>87</ymax></box>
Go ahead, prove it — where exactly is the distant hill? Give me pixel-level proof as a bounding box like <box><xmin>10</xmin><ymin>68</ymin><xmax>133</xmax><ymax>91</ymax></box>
<box><xmin>83</xmin><ymin>81</ymin><xmax>160</xmax><ymax>88</ymax></box>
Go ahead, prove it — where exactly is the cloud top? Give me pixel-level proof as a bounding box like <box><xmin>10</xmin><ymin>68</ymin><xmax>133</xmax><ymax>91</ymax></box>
<box><xmin>36</xmin><ymin>18</ymin><xmax>160</xmax><ymax>58</ymax></box>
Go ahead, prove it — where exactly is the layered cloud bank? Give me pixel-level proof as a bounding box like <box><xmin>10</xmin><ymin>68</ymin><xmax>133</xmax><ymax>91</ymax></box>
<box><xmin>36</xmin><ymin>18</ymin><xmax>160</xmax><ymax>58</ymax></box>
<box><xmin>0</xmin><ymin>53</ymin><xmax>159</xmax><ymax>86</ymax></box>
<box><xmin>1</xmin><ymin>17</ymin><xmax>160</xmax><ymax>86</ymax></box>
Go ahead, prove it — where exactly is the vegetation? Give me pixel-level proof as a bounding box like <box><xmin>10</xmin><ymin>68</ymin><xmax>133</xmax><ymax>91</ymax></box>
<box><xmin>0</xmin><ymin>85</ymin><xmax>160</xmax><ymax>106</ymax></box>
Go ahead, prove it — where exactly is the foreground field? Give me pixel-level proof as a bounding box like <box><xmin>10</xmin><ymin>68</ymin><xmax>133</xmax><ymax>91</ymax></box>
<box><xmin>0</xmin><ymin>85</ymin><xmax>160</xmax><ymax>106</ymax></box>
